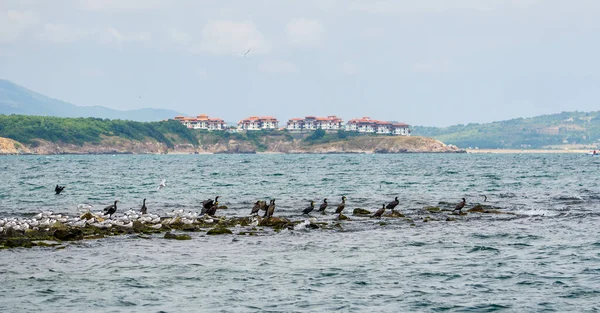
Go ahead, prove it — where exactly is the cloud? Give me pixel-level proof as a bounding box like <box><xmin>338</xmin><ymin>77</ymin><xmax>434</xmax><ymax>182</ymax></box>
<box><xmin>79</xmin><ymin>0</ymin><xmax>168</xmax><ymax>12</ymax></box>
<box><xmin>286</xmin><ymin>18</ymin><xmax>324</xmax><ymax>46</ymax></box>
<box><xmin>40</xmin><ymin>24</ymin><xmax>150</xmax><ymax>44</ymax></box>
<box><xmin>340</xmin><ymin>62</ymin><xmax>359</xmax><ymax>75</ymax></box>
<box><xmin>193</xmin><ymin>20</ymin><xmax>271</xmax><ymax>55</ymax></box>
<box><xmin>348</xmin><ymin>0</ymin><xmax>541</xmax><ymax>14</ymax></box>
<box><xmin>258</xmin><ymin>59</ymin><xmax>298</xmax><ymax>74</ymax></box>
<box><xmin>412</xmin><ymin>60</ymin><xmax>460</xmax><ymax>73</ymax></box>
<box><xmin>40</xmin><ymin>23</ymin><xmax>91</xmax><ymax>43</ymax></box>
<box><xmin>168</xmin><ymin>28</ymin><xmax>193</xmax><ymax>46</ymax></box>
<box><xmin>0</xmin><ymin>10</ymin><xmax>38</xmax><ymax>43</ymax></box>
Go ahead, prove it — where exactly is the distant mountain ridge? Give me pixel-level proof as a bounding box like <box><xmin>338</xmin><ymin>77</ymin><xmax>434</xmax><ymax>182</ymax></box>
<box><xmin>0</xmin><ymin>79</ymin><xmax>186</xmax><ymax>122</ymax></box>
<box><xmin>411</xmin><ymin>111</ymin><xmax>600</xmax><ymax>149</ymax></box>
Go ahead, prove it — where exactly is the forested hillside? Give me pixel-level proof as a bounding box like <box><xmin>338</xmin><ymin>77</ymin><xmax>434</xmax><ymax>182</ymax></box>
<box><xmin>412</xmin><ymin>111</ymin><xmax>600</xmax><ymax>149</ymax></box>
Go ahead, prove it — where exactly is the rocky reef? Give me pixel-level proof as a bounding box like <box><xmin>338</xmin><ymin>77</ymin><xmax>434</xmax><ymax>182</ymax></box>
<box><xmin>0</xmin><ymin>202</ymin><xmax>514</xmax><ymax>249</ymax></box>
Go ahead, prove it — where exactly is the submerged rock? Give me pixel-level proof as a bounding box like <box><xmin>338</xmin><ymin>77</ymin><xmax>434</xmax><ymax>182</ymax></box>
<box><xmin>207</xmin><ymin>227</ymin><xmax>233</xmax><ymax>235</ymax></box>
<box><xmin>384</xmin><ymin>211</ymin><xmax>405</xmax><ymax>218</ymax></box>
<box><xmin>53</xmin><ymin>227</ymin><xmax>83</xmax><ymax>241</ymax></box>
<box><xmin>353</xmin><ymin>208</ymin><xmax>371</xmax><ymax>216</ymax></box>
<box><xmin>337</xmin><ymin>214</ymin><xmax>350</xmax><ymax>221</ymax></box>
<box><xmin>164</xmin><ymin>232</ymin><xmax>192</xmax><ymax>240</ymax></box>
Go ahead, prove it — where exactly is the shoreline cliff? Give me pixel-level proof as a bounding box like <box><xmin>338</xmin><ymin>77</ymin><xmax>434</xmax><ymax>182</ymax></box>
<box><xmin>0</xmin><ymin>136</ymin><xmax>464</xmax><ymax>155</ymax></box>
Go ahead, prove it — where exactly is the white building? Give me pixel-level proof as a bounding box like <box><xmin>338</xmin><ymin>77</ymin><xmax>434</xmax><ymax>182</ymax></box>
<box><xmin>237</xmin><ymin>116</ymin><xmax>279</xmax><ymax>131</ymax></box>
<box><xmin>174</xmin><ymin>114</ymin><xmax>227</xmax><ymax>130</ymax></box>
<box><xmin>286</xmin><ymin>116</ymin><xmax>344</xmax><ymax>131</ymax></box>
<box><xmin>345</xmin><ymin>117</ymin><xmax>410</xmax><ymax>136</ymax></box>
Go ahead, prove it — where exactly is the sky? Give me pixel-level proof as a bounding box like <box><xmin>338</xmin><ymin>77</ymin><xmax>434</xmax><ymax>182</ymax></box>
<box><xmin>1</xmin><ymin>0</ymin><xmax>599</xmax><ymax>127</ymax></box>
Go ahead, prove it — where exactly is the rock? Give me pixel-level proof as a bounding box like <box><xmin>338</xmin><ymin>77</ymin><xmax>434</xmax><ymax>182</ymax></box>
<box><xmin>337</xmin><ymin>214</ymin><xmax>350</xmax><ymax>221</ymax></box>
<box><xmin>32</xmin><ymin>240</ymin><xmax>62</xmax><ymax>247</ymax></box>
<box><xmin>425</xmin><ymin>207</ymin><xmax>441</xmax><ymax>212</ymax></box>
<box><xmin>384</xmin><ymin>211</ymin><xmax>405</xmax><ymax>218</ymax></box>
<box><xmin>308</xmin><ymin>223</ymin><xmax>320</xmax><ymax>229</ymax></box>
<box><xmin>218</xmin><ymin>205</ymin><xmax>228</xmax><ymax>210</ymax></box>
<box><xmin>164</xmin><ymin>232</ymin><xmax>192</xmax><ymax>240</ymax></box>
<box><xmin>3</xmin><ymin>238</ymin><xmax>33</xmax><ymax>248</ymax></box>
<box><xmin>54</xmin><ymin>227</ymin><xmax>83</xmax><ymax>241</ymax></box>
<box><xmin>80</xmin><ymin>212</ymin><xmax>95</xmax><ymax>220</ymax></box>
<box><xmin>446</xmin><ymin>217</ymin><xmax>456</xmax><ymax>221</ymax></box>
<box><xmin>467</xmin><ymin>205</ymin><xmax>485</xmax><ymax>213</ymax></box>
<box><xmin>258</xmin><ymin>217</ymin><xmax>292</xmax><ymax>229</ymax></box>
<box><xmin>353</xmin><ymin>208</ymin><xmax>371</xmax><ymax>216</ymax></box>
<box><xmin>132</xmin><ymin>221</ymin><xmax>146</xmax><ymax>232</ymax></box>
<box><xmin>207</xmin><ymin>227</ymin><xmax>233</xmax><ymax>235</ymax></box>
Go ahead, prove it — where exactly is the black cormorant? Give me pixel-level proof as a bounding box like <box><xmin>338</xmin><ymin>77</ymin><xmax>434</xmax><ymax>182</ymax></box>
<box><xmin>318</xmin><ymin>198</ymin><xmax>328</xmax><ymax>213</ymax></box>
<box><xmin>103</xmin><ymin>200</ymin><xmax>118</xmax><ymax>219</ymax></box>
<box><xmin>302</xmin><ymin>201</ymin><xmax>315</xmax><ymax>215</ymax></box>
<box><xmin>334</xmin><ymin>196</ymin><xmax>346</xmax><ymax>214</ymax></box>
<box><xmin>251</xmin><ymin>200</ymin><xmax>267</xmax><ymax>215</ymax></box>
<box><xmin>454</xmin><ymin>198</ymin><xmax>466</xmax><ymax>214</ymax></box>
<box><xmin>266</xmin><ymin>199</ymin><xmax>276</xmax><ymax>219</ymax></box>
<box><xmin>55</xmin><ymin>185</ymin><xmax>65</xmax><ymax>195</ymax></box>
<box><xmin>141</xmin><ymin>198</ymin><xmax>147</xmax><ymax>214</ymax></box>
<box><xmin>202</xmin><ymin>196</ymin><xmax>220</xmax><ymax>215</ymax></box>
<box><xmin>386</xmin><ymin>196</ymin><xmax>399</xmax><ymax>212</ymax></box>
<box><xmin>372</xmin><ymin>204</ymin><xmax>385</xmax><ymax>218</ymax></box>
<box><xmin>206</xmin><ymin>200</ymin><xmax>219</xmax><ymax>216</ymax></box>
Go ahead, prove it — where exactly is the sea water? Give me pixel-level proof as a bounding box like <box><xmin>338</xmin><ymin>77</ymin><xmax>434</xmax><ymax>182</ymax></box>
<box><xmin>0</xmin><ymin>154</ymin><xmax>599</xmax><ymax>312</ymax></box>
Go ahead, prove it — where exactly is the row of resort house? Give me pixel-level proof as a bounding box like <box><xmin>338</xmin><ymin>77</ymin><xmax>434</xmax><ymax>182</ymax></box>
<box><xmin>174</xmin><ymin>115</ymin><xmax>410</xmax><ymax>136</ymax></box>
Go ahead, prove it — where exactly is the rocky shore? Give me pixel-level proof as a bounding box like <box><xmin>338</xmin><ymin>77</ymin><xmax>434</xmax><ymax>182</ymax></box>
<box><xmin>0</xmin><ymin>136</ymin><xmax>464</xmax><ymax>155</ymax></box>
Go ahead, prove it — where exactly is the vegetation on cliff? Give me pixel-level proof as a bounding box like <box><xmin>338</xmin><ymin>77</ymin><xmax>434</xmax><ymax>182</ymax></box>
<box><xmin>412</xmin><ymin>111</ymin><xmax>600</xmax><ymax>149</ymax></box>
<box><xmin>0</xmin><ymin>115</ymin><xmax>197</xmax><ymax>148</ymax></box>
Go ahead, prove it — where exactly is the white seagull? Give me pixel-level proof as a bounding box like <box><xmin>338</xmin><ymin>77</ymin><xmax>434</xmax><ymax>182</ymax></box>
<box><xmin>157</xmin><ymin>178</ymin><xmax>167</xmax><ymax>190</ymax></box>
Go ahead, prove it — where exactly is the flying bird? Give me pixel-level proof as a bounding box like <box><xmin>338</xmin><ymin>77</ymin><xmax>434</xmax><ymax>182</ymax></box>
<box><xmin>55</xmin><ymin>185</ymin><xmax>65</xmax><ymax>195</ymax></box>
<box><xmin>157</xmin><ymin>178</ymin><xmax>166</xmax><ymax>190</ymax></box>
<box><xmin>242</xmin><ymin>48</ymin><xmax>251</xmax><ymax>57</ymax></box>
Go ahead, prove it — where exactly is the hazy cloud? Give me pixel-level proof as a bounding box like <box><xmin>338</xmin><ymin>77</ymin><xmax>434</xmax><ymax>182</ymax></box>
<box><xmin>340</xmin><ymin>62</ymin><xmax>359</xmax><ymax>75</ymax></box>
<box><xmin>412</xmin><ymin>60</ymin><xmax>460</xmax><ymax>73</ymax></box>
<box><xmin>0</xmin><ymin>10</ymin><xmax>38</xmax><ymax>43</ymax></box>
<box><xmin>193</xmin><ymin>20</ymin><xmax>271</xmax><ymax>55</ymax></box>
<box><xmin>168</xmin><ymin>28</ymin><xmax>193</xmax><ymax>46</ymax></box>
<box><xmin>40</xmin><ymin>24</ymin><xmax>91</xmax><ymax>43</ymax></box>
<box><xmin>80</xmin><ymin>0</ymin><xmax>168</xmax><ymax>12</ymax></box>
<box><xmin>258</xmin><ymin>59</ymin><xmax>298</xmax><ymax>74</ymax></box>
<box><xmin>348</xmin><ymin>0</ymin><xmax>541</xmax><ymax>14</ymax></box>
<box><xmin>41</xmin><ymin>24</ymin><xmax>150</xmax><ymax>44</ymax></box>
<box><xmin>286</xmin><ymin>18</ymin><xmax>324</xmax><ymax>46</ymax></box>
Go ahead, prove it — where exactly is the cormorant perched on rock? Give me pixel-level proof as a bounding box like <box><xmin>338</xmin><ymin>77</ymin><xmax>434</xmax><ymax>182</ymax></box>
<box><xmin>141</xmin><ymin>198</ymin><xmax>147</xmax><ymax>214</ymax></box>
<box><xmin>318</xmin><ymin>198</ymin><xmax>328</xmax><ymax>213</ymax></box>
<box><xmin>453</xmin><ymin>198</ymin><xmax>466</xmax><ymax>214</ymax></box>
<box><xmin>266</xmin><ymin>199</ymin><xmax>276</xmax><ymax>219</ymax></box>
<box><xmin>372</xmin><ymin>204</ymin><xmax>385</xmax><ymax>218</ymax></box>
<box><xmin>103</xmin><ymin>200</ymin><xmax>118</xmax><ymax>219</ymax></box>
<box><xmin>206</xmin><ymin>200</ymin><xmax>219</xmax><ymax>216</ymax></box>
<box><xmin>386</xmin><ymin>196</ymin><xmax>399</xmax><ymax>213</ymax></box>
<box><xmin>334</xmin><ymin>196</ymin><xmax>347</xmax><ymax>214</ymax></box>
<box><xmin>55</xmin><ymin>185</ymin><xmax>65</xmax><ymax>195</ymax></box>
<box><xmin>201</xmin><ymin>196</ymin><xmax>220</xmax><ymax>215</ymax></box>
<box><xmin>482</xmin><ymin>195</ymin><xmax>487</xmax><ymax>202</ymax></box>
<box><xmin>302</xmin><ymin>201</ymin><xmax>315</xmax><ymax>215</ymax></box>
<box><xmin>251</xmin><ymin>200</ymin><xmax>267</xmax><ymax>215</ymax></box>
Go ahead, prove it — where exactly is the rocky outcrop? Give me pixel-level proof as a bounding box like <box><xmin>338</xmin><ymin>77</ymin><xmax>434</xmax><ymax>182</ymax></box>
<box><xmin>0</xmin><ymin>137</ymin><xmax>31</xmax><ymax>154</ymax></box>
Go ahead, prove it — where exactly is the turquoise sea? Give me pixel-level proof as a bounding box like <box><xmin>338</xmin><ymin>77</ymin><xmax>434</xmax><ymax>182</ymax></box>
<box><xmin>1</xmin><ymin>154</ymin><xmax>600</xmax><ymax>312</ymax></box>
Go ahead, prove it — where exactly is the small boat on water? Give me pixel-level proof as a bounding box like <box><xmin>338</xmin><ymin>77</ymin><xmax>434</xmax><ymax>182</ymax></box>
<box><xmin>587</xmin><ymin>151</ymin><xmax>600</xmax><ymax>156</ymax></box>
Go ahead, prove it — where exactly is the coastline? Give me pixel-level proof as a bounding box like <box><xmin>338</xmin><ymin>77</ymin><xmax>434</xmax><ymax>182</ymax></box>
<box><xmin>466</xmin><ymin>149</ymin><xmax>591</xmax><ymax>154</ymax></box>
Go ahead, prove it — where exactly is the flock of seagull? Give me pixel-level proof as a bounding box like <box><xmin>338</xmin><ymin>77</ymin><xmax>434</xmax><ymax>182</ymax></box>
<box><xmin>0</xmin><ymin>178</ymin><xmax>470</xmax><ymax>235</ymax></box>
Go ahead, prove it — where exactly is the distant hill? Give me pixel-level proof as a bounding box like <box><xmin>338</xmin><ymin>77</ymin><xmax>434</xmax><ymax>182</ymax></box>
<box><xmin>0</xmin><ymin>79</ymin><xmax>185</xmax><ymax>122</ymax></box>
<box><xmin>411</xmin><ymin>111</ymin><xmax>600</xmax><ymax>149</ymax></box>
